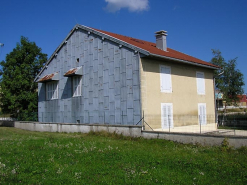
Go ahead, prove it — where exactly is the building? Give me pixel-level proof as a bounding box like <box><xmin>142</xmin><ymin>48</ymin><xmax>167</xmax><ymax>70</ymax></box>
<box><xmin>35</xmin><ymin>24</ymin><xmax>220</xmax><ymax>129</ymax></box>
<box><xmin>237</xmin><ymin>95</ymin><xmax>247</xmax><ymax>107</ymax></box>
<box><xmin>215</xmin><ymin>92</ymin><xmax>247</xmax><ymax>110</ymax></box>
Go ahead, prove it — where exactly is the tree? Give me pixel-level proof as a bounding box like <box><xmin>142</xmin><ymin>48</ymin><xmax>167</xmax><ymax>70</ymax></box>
<box><xmin>211</xmin><ymin>49</ymin><xmax>245</xmax><ymax>109</ymax></box>
<box><xmin>0</xmin><ymin>36</ymin><xmax>47</xmax><ymax>120</ymax></box>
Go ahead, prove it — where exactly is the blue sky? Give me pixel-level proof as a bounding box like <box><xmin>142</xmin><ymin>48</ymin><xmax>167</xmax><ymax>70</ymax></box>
<box><xmin>0</xmin><ymin>0</ymin><xmax>246</xmax><ymax>93</ymax></box>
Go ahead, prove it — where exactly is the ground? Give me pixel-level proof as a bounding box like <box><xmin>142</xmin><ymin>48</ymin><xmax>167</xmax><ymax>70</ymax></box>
<box><xmin>0</xmin><ymin>127</ymin><xmax>247</xmax><ymax>184</ymax></box>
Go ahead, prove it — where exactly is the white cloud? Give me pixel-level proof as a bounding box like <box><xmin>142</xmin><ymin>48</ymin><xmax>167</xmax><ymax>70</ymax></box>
<box><xmin>104</xmin><ymin>0</ymin><xmax>149</xmax><ymax>12</ymax></box>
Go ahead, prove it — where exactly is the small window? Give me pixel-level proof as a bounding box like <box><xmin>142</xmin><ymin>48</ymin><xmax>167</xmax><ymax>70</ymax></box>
<box><xmin>196</xmin><ymin>72</ymin><xmax>205</xmax><ymax>95</ymax></box>
<box><xmin>46</xmin><ymin>81</ymin><xmax>58</xmax><ymax>100</ymax></box>
<box><xmin>160</xmin><ymin>65</ymin><xmax>172</xmax><ymax>93</ymax></box>
<box><xmin>73</xmin><ymin>76</ymin><xmax>82</xmax><ymax>97</ymax></box>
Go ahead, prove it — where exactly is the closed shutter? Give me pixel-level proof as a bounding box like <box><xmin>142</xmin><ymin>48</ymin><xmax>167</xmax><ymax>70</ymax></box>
<box><xmin>160</xmin><ymin>65</ymin><xmax>172</xmax><ymax>93</ymax></box>
<box><xmin>198</xmin><ymin>103</ymin><xmax>207</xmax><ymax>125</ymax></box>
<box><xmin>52</xmin><ymin>82</ymin><xmax>58</xmax><ymax>99</ymax></box>
<box><xmin>196</xmin><ymin>72</ymin><xmax>205</xmax><ymax>95</ymax></box>
<box><xmin>73</xmin><ymin>76</ymin><xmax>82</xmax><ymax>97</ymax></box>
<box><xmin>161</xmin><ymin>103</ymin><xmax>173</xmax><ymax>129</ymax></box>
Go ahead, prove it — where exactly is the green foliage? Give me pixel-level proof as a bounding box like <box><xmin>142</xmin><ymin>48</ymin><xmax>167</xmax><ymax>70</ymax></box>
<box><xmin>211</xmin><ymin>49</ymin><xmax>245</xmax><ymax>106</ymax></box>
<box><xmin>218</xmin><ymin>108</ymin><xmax>247</xmax><ymax>114</ymax></box>
<box><xmin>0</xmin><ymin>36</ymin><xmax>47</xmax><ymax>119</ymax></box>
<box><xmin>0</xmin><ymin>128</ymin><xmax>247</xmax><ymax>184</ymax></box>
<box><xmin>221</xmin><ymin>138</ymin><xmax>232</xmax><ymax>151</ymax></box>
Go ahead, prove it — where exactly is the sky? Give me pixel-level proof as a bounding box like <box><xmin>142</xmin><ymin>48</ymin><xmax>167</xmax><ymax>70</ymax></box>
<box><xmin>0</xmin><ymin>0</ymin><xmax>246</xmax><ymax>93</ymax></box>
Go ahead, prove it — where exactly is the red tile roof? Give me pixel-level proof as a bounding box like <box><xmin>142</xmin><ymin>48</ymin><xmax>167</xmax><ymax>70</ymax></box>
<box><xmin>92</xmin><ymin>28</ymin><xmax>219</xmax><ymax>69</ymax></box>
<box><xmin>237</xmin><ymin>95</ymin><xmax>247</xmax><ymax>103</ymax></box>
<box><xmin>38</xmin><ymin>72</ymin><xmax>58</xmax><ymax>82</ymax></box>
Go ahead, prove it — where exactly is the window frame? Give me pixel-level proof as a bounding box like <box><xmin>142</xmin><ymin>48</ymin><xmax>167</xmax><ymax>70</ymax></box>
<box><xmin>160</xmin><ymin>65</ymin><xmax>172</xmax><ymax>93</ymax></box>
<box><xmin>161</xmin><ymin>103</ymin><xmax>174</xmax><ymax>129</ymax></box>
<box><xmin>72</xmin><ymin>76</ymin><xmax>82</xmax><ymax>97</ymax></box>
<box><xmin>46</xmin><ymin>81</ymin><xmax>58</xmax><ymax>100</ymax></box>
<box><xmin>196</xmin><ymin>71</ymin><xmax>205</xmax><ymax>95</ymax></box>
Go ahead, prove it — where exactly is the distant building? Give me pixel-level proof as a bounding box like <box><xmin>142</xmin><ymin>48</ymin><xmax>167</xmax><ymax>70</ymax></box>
<box><xmin>237</xmin><ymin>94</ymin><xmax>247</xmax><ymax>107</ymax></box>
<box><xmin>215</xmin><ymin>91</ymin><xmax>247</xmax><ymax>110</ymax></box>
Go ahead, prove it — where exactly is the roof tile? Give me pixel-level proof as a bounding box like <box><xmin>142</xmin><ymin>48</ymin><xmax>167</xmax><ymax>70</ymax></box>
<box><xmin>92</xmin><ymin>28</ymin><xmax>219</xmax><ymax>69</ymax></box>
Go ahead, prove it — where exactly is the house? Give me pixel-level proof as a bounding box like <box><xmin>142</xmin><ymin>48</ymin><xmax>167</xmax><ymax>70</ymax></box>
<box><xmin>237</xmin><ymin>95</ymin><xmax>247</xmax><ymax>107</ymax></box>
<box><xmin>215</xmin><ymin>92</ymin><xmax>247</xmax><ymax>110</ymax></box>
<box><xmin>35</xmin><ymin>24</ymin><xmax>220</xmax><ymax>130</ymax></box>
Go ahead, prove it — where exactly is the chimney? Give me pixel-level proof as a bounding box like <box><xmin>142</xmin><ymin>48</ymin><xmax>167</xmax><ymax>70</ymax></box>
<box><xmin>155</xmin><ymin>30</ymin><xmax>168</xmax><ymax>51</ymax></box>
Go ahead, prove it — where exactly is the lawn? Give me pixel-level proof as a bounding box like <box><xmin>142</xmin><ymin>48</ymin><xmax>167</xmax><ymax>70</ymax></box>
<box><xmin>0</xmin><ymin>128</ymin><xmax>247</xmax><ymax>184</ymax></box>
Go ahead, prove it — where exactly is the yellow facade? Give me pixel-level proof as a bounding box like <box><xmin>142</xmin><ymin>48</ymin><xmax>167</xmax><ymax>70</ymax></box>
<box><xmin>140</xmin><ymin>58</ymin><xmax>216</xmax><ymax>129</ymax></box>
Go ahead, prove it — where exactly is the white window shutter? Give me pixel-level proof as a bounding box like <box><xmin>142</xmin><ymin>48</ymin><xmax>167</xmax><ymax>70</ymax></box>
<box><xmin>161</xmin><ymin>103</ymin><xmax>173</xmax><ymax>129</ymax></box>
<box><xmin>196</xmin><ymin>72</ymin><xmax>205</xmax><ymax>95</ymax></box>
<box><xmin>167</xmin><ymin>104</ymin><xmax>173</xmax><ymax>127</ymax></box>
<box><xmin>160</xmin><ymin>66</ymin><xmax>172</xmax><ymax>93</ymax></box>
<box><xmin>198</xmin><ymin>103</ymin><xmax>206</xmax><ymax>125</ymax></box>
<box><xmin>162</xmin><ymin>104</ymin><xmax>167</xmax><ymax>128</ymax></box>
<box><xmin>73</xmin><ymin>76</ymin><xmax>82</xmax><ymax>97</ymax></box>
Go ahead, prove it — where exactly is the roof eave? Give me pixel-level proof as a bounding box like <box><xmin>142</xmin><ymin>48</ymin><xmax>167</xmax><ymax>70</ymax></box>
<box><xmin>149</xmin><ymin>53</ymin><xmax>220</xmax><ymax>70</ymax></box>
<box><xmin>34</xmin><ymin>24</ymin><xmax>150</xmax><ymax>82</ymax></box>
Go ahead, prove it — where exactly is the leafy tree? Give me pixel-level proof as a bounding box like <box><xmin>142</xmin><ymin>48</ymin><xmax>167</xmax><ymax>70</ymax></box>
<box><xmin>211</xmin><ymin>49</ymin><xmax>245</xmax><ymax>109</ymax></box>
<box><xmin>0</xmin><ymin>36</ymin><xmax>47</xmax><ymax>120</ymax></box>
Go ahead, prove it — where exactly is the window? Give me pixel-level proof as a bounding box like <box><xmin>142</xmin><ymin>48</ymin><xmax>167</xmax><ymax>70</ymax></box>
<box><xmin>196</xmin><ymin>71</ymin><xmax>205</xmax><ymax>95</ymax></box>
<box><xmin>161</xmin><ymin>103</ymin><xmax>173</xmax><ymax>129</ymax></box>
<box><xmin>160</xmin><ymin>65</ymin><xmax>172</xmax><ymax>93</ymax></box>
<box><xmin>46</xmin><ymin>81</ymin><xmax>58</xmax><ymax>100</ymax></box>
<box><xmin>198</xmin><ymin>103</ymin><xmax>207</xmax><ymax>125</ymax></box>
<box><xmin>73</xmin><ymin>76</ymin><xmax>82</xmax><ymax>97</ymax></box>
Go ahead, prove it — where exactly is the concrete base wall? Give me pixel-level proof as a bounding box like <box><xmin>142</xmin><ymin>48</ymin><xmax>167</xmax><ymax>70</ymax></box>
<box><xmin>14</xmin><ymin>121</ymin><xmax>247</xmax><ymax>148</ymax></box>
<box><xmin>14</xmin><ymin>122</ymin><xmax>142</xmax><ymax>138</ymax></box>
<box><xmin>0</xmin><ymin>121</ymin><xmax>15</xmax><ymax>127</ymax></box>
<box><xmin>142</xmin><ymin>131</ymin><xmax>247</xmax><ymax>149</ymax></box>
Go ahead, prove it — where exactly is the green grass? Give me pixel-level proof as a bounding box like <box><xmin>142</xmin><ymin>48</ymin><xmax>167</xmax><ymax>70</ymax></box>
<box><xmin>0</xmin><ymin>128</ymin><xmax>247</xmax><ymax>184</ymax></box>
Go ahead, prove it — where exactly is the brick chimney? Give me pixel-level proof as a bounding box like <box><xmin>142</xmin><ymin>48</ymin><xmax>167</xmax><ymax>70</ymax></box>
<box><xmin>155</xmin><ymin>30</ymin><xmax>167</xmax><ymax>51</ymax></box>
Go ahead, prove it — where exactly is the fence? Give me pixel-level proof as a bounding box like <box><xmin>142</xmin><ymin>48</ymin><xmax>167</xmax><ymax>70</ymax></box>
<box><xmin>141</xmin><ymin>114</ymin><xmax>217</xmax><ymax>133</ymax></box>
<box><xmin>218</xmin><ymin>114</ymin><xmax>247</xmax><ymax>128</ymax></box>
<box><xmin>141</xmin><ymin>113</ymin><xmax>247</xmax><ymax>136</ymax></box>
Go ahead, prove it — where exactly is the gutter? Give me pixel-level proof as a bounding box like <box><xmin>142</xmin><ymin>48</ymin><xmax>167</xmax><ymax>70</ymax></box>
<box><xmin>149</xmin><ymin>53</ymin><xmax>220</xmax><ymax>70</ymax></box>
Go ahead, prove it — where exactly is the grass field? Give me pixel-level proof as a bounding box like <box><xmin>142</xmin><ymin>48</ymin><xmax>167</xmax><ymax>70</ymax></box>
<box><xmin>0</xmin><ymin>128</ymin><xmax>247</xmax><ymax>184</ymax></box>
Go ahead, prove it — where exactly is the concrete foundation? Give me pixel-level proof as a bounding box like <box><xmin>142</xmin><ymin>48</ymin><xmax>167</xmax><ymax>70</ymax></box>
<box><xmin>10</xmin><ymin>121</ymin><xmax>247</xmax><ymax>148</ymax></box>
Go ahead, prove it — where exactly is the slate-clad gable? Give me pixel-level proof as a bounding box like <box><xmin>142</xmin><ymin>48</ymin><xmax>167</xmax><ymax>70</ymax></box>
<box><xmin>38</xmin><ymin>29</ymin><xmax>141</xmax><ymax>124</ymax></box>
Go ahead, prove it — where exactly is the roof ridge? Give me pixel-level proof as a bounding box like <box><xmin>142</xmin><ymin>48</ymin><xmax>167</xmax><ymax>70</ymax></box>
<box><xmin>92</xmin><ymin>28</ymin><xmax>156</xmax><ymax>46</ymax></box>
